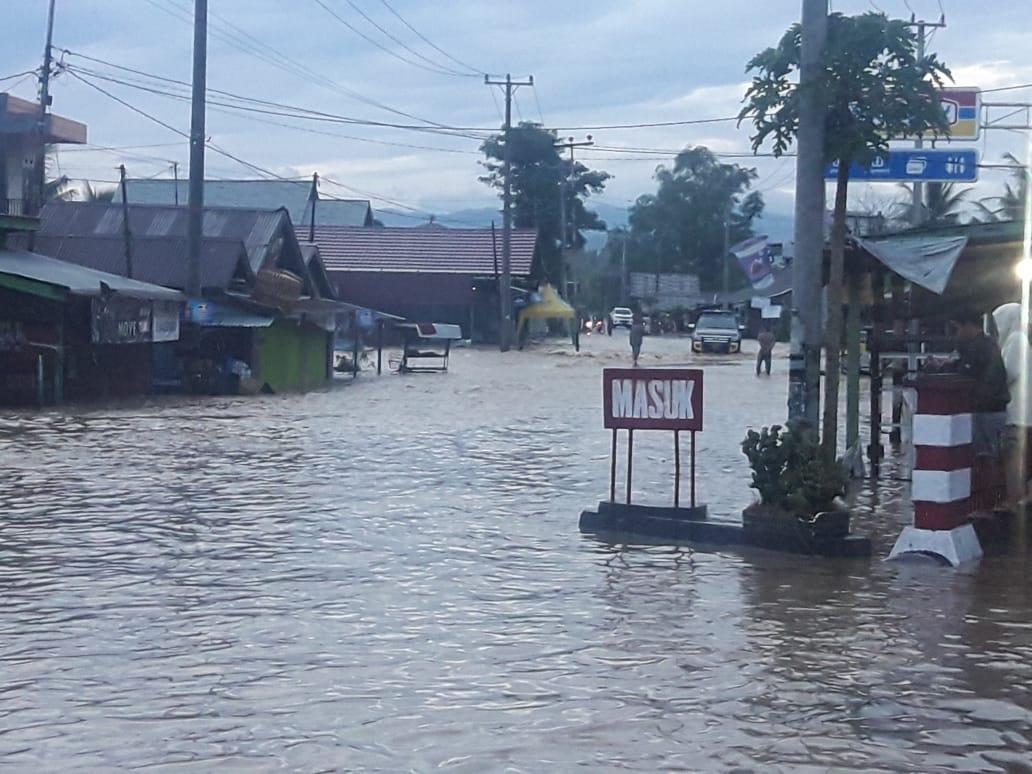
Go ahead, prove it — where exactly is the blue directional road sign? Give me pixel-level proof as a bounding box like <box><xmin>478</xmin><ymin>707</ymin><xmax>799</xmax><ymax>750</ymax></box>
<box><xmin>825</xmin><ymin>149</ymin><xmax>978</xmax><ymax>182</ymax></box>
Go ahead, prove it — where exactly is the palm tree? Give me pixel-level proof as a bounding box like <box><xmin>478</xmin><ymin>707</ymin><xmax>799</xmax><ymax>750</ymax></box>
<box><xmin>974</xmin><ymin>152</ymin><xmax>1028</xmax><ymax>222</ymax></box>
<box><xmin>893</xmin><ymin>181</ymin><xmax>971</xmax><ymax>225</ymax></box>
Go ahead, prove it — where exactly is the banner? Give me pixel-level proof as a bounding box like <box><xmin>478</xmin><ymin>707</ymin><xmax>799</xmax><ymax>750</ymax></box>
<box><xmin>730</xmin><ymin>235</ymin><xmax>774</xmax><ymax>289</ymax></box>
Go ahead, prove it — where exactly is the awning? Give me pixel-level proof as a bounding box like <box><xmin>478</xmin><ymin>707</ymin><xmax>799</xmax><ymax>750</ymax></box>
<box><xmin>187</xmin><ymin>300</ymin><xmax>274</xmax><ymax>328</ymax></box>
<box><xmin>858</xmin><ymin>235</ymin><xmax>968</xmax><ymax>295</ymax></box>
<box><xmin>517</xmin><ymin>284</ymin><xmax>575</xmax><ymax>322</ymax></box>
<box><xmin>0</xmin><ymin>249</ymin><xmax>184</xmax><ymax>301</ymax></box>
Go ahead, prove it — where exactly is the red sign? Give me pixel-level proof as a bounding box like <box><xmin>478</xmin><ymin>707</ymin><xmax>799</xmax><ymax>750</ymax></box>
<box><xmin>602</xmin><ymin>368</ymin><xmax>703</xmax><ymax>431</ymax></box>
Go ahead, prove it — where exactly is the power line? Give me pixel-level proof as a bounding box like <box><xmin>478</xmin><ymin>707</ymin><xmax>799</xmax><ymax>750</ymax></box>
<box><xmin>66</xmin><ymin>70</ymin><xmax>291</xmax><ymax>182</ymax></box>
<box><xmin>338</xmin><ymin>0</ymin><xmax>479</xmax><ymax>77</ymax></box>
<box><xmin>312</xmin><ymin>0</ymin><xmax>474</xmax><ymax>77</ymax></box>
<box><xmin>137</xmin><ymin>0</ymin><xmax>475</xmax><ymax>128</ymax></box>
<box><xmin>60</xmin><ymin>53</ymin><xmax>491</xmax><ymax>138</ymax></box>
<box><xmin>378</xmin><ymin>0</ymin><xmax>484</xmax><ymax>76</ymax></box>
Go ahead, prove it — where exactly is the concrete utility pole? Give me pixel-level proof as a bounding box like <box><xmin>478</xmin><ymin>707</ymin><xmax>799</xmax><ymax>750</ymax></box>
<box><xmin>907</xmin><ymin>14</ymin><xmax>946</xmax><ymax>227</ymax></box>
<box><xmin>555</xmin><ymin>135</ymin><xmax>593</xmax><ymax>300</ymax></box>
<box><xmin>485</xmin><ymin>73</ymin><xmax>533</xmax><ymax>351</ymax></box>
<box><xmin>789</xmin><ymin>0</ymin><xmax>828</xmax><ymax>432</ymax></box>
<box><xmin>31</xmin><ymin>0</ymin><xmax>57</xmax><ymax>221</ymax></box>
<box><xmin>186</xmin><ymin>0</ymin><xmax>208</xmax><ymax>300</ymax></box>
<box><xmin>118</xmin><ymin>164</ymin><xmax>133</xmax><ymax>279</ymax></box>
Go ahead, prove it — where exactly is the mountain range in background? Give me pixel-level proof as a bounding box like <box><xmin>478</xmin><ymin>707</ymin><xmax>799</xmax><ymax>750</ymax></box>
<box><xmin>376</xmin><ymin>203</ymin><xmax>795</xmax><ymax>251</ymax></box>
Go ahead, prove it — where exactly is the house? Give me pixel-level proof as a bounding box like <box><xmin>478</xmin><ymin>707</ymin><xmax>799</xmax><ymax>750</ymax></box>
<box><xmin>310</xmin><ymin>225</ymin><xmax>538</xmax><ymax>342</ymax></box>
<box><xmin>19</xmin><ymin>201</ymin><xmax>350</xmax><ymax>393</ymax></box>
<box><xmin>113</xmin><ymin>178</ymin><xmax>375</xmax><ymax>231</ymax></box>
<box><xmin>1</xmin><ymin>92</ymin><xmax>87</xmax><ymax>217</ymax></box>
<box><xmin>0</xmin><ymin>233</ymin><xmax>184</xmax><ymax>406</ymax></box>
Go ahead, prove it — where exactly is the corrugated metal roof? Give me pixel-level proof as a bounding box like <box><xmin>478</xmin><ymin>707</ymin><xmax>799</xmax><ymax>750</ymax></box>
<box><xmin>0</xmin><ymin>249</ymin><xmax>183</xmax><ymax>300</ymax></box>
<box><xmin>39</xmin><ymin>201</ymin><xmax>291</xmax><ymax>276</ymax></box>
<box><xmin>114</xmin><ymin>179</ymin><xmax>374</xmax><ymax>227</ymax></box>
<box><xmin>310</xmin><ymin>225</ymin><xmax>537</xmax><ymax>275</ymax></box>
<box><xmin>12</xmin><ymin>234</ymin><xmax>252</xmax><ymax>292</ymax></box>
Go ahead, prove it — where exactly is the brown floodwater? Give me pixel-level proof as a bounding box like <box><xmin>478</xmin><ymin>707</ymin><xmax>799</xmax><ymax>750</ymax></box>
<box><xmin>1</xmin><ymin>332</ymin><xmax>1030</xmax><ymax>772</ymax></box>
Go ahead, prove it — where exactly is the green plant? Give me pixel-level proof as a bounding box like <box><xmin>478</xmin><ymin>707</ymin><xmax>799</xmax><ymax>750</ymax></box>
<box><xmin>741</xmin><ymin>425</ymin><xmax>846</xmax><ymax>513</ymax></box>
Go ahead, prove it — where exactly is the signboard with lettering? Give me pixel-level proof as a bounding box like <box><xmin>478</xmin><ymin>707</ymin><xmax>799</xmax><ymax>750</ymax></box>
<box><xmin>91</xmin><ymin>296</ymin><xmax>153</xmax><ymax>344</ymax></box>
<box><xmin>825</xmin><ymin>149</ymin><xmax>978</xmax><ymax>183</ymax></box>
<box><xmin>602</xmin><ymin>368</ymin><xmax>703</xmax><ymax>431</ymax></box>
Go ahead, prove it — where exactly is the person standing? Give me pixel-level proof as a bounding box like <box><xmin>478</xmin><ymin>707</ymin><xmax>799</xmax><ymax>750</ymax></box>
<box><xmin>629</xmin><ymin>308</ymin><xmax>645</xmax><ymax>367</ymax></box>
<box><xmin>756</xmin><ymin>324</ymin><xmax>776</xmax><ymax>376</ymax></box>
<box><xmin>992</xmin><ymin>303</ymin><xmax>1032</xmax><ymax>510</ymax></box>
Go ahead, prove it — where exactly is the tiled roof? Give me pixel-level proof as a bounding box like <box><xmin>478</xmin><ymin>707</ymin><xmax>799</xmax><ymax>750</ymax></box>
<box><xmin>114</xmin><ymin>179</ymin><xmax>374</xmax><ymax>227</ymax></box>
<box><xmin>14</xmin><ymin>234</ymin><xmax>252</xmax><ymax>292</ymax></box>
<box><xmin>310</xmin><ymin>225</ymin><xmax>537</xmax><ymax>275</ymax></box>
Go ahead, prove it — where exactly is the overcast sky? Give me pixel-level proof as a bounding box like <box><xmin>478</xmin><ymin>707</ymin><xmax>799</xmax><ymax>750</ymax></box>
<box><xmin>4</xmin><ymin>0</ymin><xmax>1031</xmax><ymax>229</ymax></box>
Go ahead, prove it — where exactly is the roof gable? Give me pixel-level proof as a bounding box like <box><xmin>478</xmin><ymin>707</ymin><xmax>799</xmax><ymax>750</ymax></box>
<box><xmin>115</xmin><ymin>179</ymin><xmax>374</xmax><ymax>227</ymax></box>
<box><xmin>310</xmin><ymin>225</ymin><xmax>538</xmax><ymax>275</ymax></box>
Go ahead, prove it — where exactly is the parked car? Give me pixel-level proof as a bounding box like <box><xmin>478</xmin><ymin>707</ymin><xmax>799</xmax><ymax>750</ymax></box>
<box><xmin>609</xmin><ymin>306</ymin><xmax>634</xmax><ymax>329</ymax></box>
<box><xmin>691</xmin><ymin>310</ymin><xmax>742</xmax><ymax>354</ymax></box>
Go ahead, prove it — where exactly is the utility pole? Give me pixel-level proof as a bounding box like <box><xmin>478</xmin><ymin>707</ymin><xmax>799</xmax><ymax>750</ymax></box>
<box><xmin>186</xmin><ymin>0</ymin><xmax>208</xmax><ymax>300</ymax></box>
<box><xmin>907</xmin><ymin>14</ymin><xmax>946</xmax><ymax>227</ymax></box>
<box><xmin>31</xmin><ymin>0</ymin><xmax>57</xmax><ymax>222</ymax></box>
<box><xmin>721</xmin><ymin>200</ymin><xmax>732</xmax><ymax>301</ymax></box>
<box><xmin>554</xmin><ymin>135</ymin><xmax>593</xmax><ymax>300</ymax></box>
<box><xmin>118</xmin><ymin>164</ymin><xmax>133</xmax><ymax>279</ymax></box>
<box><xmin>789</xmin><ymin>0</ymin><xmax>828</xmax><ymax>432</ymax></box>
<box><xmin>485</xmin><ymin>73</ymin><xmax>533</xmax><ymax>351</ymax></box>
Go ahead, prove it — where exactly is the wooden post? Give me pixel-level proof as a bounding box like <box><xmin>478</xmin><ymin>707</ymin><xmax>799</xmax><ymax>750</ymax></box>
<box><xmin>376</xmin><ymin>319</ymin><xmax>383</xmax><ymax>375</ymax></box>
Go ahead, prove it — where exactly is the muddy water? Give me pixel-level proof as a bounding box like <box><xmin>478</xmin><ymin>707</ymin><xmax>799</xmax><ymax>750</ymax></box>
<box><xmin>2</xmin><ymin>333</ymin><xmax>1031</xmax><ymax>771</ymax></box>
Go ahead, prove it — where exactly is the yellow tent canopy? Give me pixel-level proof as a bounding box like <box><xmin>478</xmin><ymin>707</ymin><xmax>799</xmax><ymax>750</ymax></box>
<box><xmin>516</xmin><ymin>284</ymin><xmax>576</xmax><ymax>336</ymax></box>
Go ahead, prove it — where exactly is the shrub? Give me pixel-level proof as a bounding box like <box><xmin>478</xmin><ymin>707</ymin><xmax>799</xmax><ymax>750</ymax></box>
<box><xmin>741</xmin><ymin>425</ymin><xmax>846</xmax><ymax>513</ymax></box>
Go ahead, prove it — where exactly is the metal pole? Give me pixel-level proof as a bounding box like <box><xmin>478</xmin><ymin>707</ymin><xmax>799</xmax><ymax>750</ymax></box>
<box><xmin>610</xmin><ymin>428</ymin><xmax>617</xmax><ymax>503</ymax></box>
<box><xmin>789</xmin><ymin>0</ymin><xmax>828</xmax><ymax>433</ymax></box>
<box><xmin>186</xmin><ymin>0</ymin><xmax>208</xmax><ymax>300</ymax></box>
<box><xmin>626</xmin><ymin>428</ymin><xmax>634</xmax><ymax>505</ymax></box>
<box><xmin>674</xmin><ymin>430</ymin><xmax>681</xmax><ymax>508</ymax></box>
<box><xmin>690</xmin><ymin>431</ymin><xmax>697</xmax><ymax>508</ymax></box>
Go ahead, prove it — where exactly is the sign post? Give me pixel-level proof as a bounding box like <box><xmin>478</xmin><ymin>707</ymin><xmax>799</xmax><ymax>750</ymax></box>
<box><xmin>602</xmin><ymin>367</ymin><xmax>704</xmax><ymax>507</ymax></box>
<box><xmin>824</xmin><ymin>149</ymin><xmax>979</xmax><ymax>183</ymax></box>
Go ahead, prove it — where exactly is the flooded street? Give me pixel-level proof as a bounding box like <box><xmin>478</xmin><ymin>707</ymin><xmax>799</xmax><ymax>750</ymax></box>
<box><xmin>3</xmin><ymin>332</ymin><xmax>1032</xmax><ymax>772</ymax></box>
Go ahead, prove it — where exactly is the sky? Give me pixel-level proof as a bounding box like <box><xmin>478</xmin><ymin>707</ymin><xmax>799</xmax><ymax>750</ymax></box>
<box><xmin>3</xmin><ymin>0</ymin><xmax>1031</xmax><ymax>233</ymax></box>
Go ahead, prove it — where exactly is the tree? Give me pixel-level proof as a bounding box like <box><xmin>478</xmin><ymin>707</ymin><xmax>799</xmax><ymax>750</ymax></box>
<box><xmin>480</xmin><ymin>122</ymin><xmax>611</xmax><ymax>284</ymax></box>
<box><xmin>623</xmin><ymin>146</ymin><xmax>764</xmax><ymax>291</ymax></box>
<box><xmin>974</xmin><ymin>153</ymin><xmax>1029</xmax><ymax>223</ymax></box>
<box><xmin>740</xmin><ymin>11</ymin><xmax>951</xmax><ymax>458</ymax></box>
<box><xmin>893</xmin><ymin>181</ymin><xmax>971</xmax><ymax>226</ymax></box>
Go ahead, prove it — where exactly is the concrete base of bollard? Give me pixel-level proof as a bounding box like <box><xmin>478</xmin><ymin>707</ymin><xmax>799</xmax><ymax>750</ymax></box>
<box><xmin>886</xmin><ymin>523</ymin><xmax>983</xmax><ymax>567</ymax></box>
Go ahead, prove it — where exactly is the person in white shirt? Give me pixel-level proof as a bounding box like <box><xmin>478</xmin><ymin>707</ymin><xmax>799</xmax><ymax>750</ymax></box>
<box><xmin>992</xmin><ymin>302</ymin><xmax>1032</xmax><ymax>510</ymax></box>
